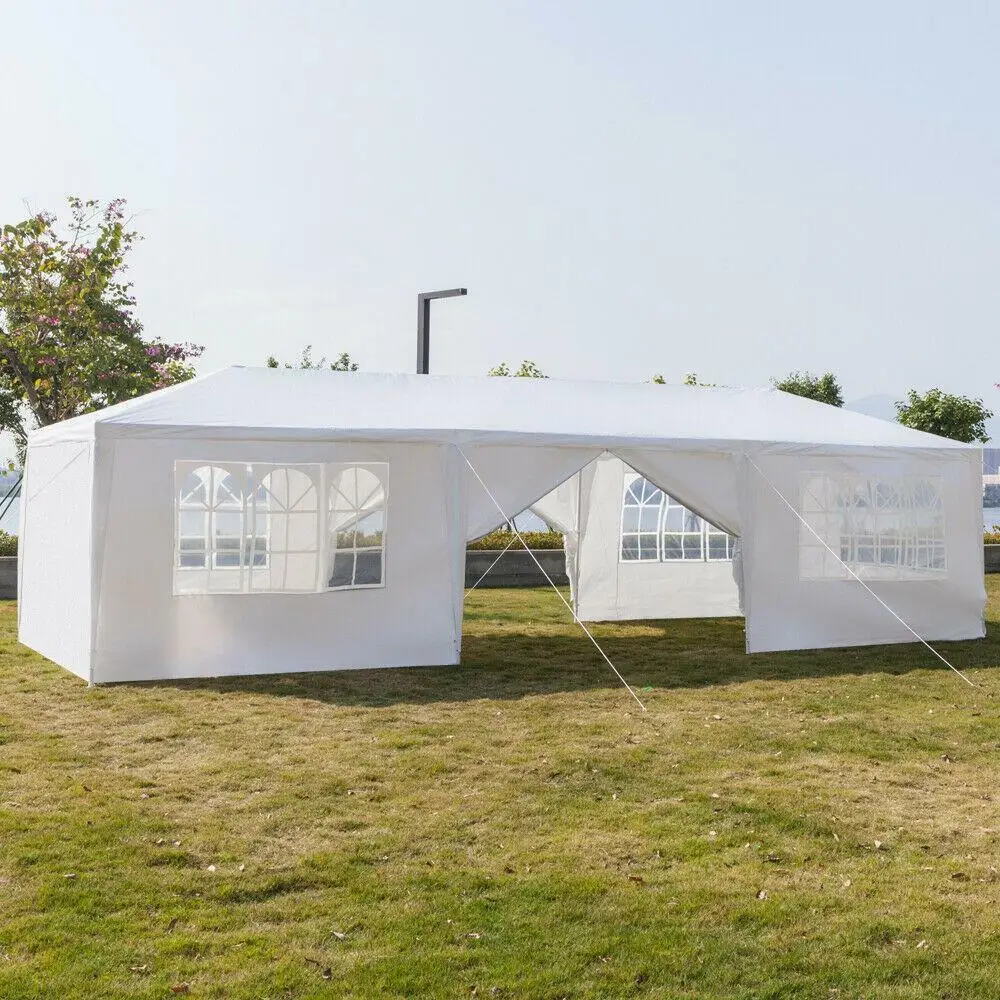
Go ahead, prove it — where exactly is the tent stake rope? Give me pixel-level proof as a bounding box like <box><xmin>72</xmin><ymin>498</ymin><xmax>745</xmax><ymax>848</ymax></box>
<box><xmin>746</xmin><ymin>455</ymin><xmax>978</xmax><ymax>689</ymax></box>
<box><xmin>459</xmin><ymin>447</ymin><xmax>647</xmax><ymax>712</ymax></box>
<box><xmin>465</xmin><ymin>535</ymin><xmax>518</xmax><ymax>593</ymax></box>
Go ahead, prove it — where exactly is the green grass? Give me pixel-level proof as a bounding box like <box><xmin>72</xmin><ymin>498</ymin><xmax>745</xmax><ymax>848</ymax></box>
<box><xmin>2</xmin><ymin>583</ymin><xmax>1000</xmax><ymax>998</ymax></box>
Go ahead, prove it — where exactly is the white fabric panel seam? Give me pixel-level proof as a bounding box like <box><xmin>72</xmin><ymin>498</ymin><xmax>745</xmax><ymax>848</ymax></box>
<box><xmin>91</xmin><ymin>441</ymin><xmax>117</xmax><ymax>685</ymax></box>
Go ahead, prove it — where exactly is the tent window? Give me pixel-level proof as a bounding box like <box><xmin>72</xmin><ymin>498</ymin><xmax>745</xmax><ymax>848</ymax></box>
<box><xmin>175</xmin><ymin>465</ymin><xmax>250</xmax><ymax>594</ymax></box>
<box><xmin>621</xmin><ymin>476</ymin><xmax>662</xmax><ymax>561</ymax></box>
<box><xmin>174</xmin><ymin>462</ymin><xmax>374</xmax><ymax>595</ymax></box>
<box><xmin>248</xmin><ymin>467</ymin><xmax>321</xmax><ymax>592</ymax></box>
<box><xmin>662</xmin><ymin>496</ymin><xmax>705</xmax><ymax>561</ymax></box>
<box><xmin>706</xmin><ymin>525</ymin><xmax>735</xmax><ymax>561</ymax></box>
<box><xmin>799</xmin><ymin>474</ymin><xmax>947</xmax><ymax>581</ymax></box>
<box><xmin>328</xmin><ymin>464</ymin><xmax>388</xmax><ymax>589</ymax></box>
<box><xmin>620</xmin><ymin>473</ymin><xmax>734</xmax><ymax>563</ymax></box>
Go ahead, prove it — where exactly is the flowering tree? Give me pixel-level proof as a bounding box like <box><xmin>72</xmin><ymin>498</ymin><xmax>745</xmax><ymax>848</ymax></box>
<box><xmin>0</xmin><ymin>197</ymin><xmax>202</xmax><ymax>458</ymax></box>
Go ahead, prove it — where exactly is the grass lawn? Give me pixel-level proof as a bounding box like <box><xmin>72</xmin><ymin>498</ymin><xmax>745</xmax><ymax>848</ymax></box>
<box><xmin>2</xmin><ymin>583</ymin><xmax>1000</xmax><ymax>999</ymax></box>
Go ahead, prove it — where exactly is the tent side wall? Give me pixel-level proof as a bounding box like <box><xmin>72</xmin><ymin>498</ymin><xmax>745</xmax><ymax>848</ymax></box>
<box><xmin>18</xmin><ymin>437</ymin><xmax>96</xmax><ymax>681</ymax></box>
<box><xmin>90</xmin><ymin>435</ymin><xmax>466</xmax><ymax>682</ymax></box>
<box><xmin>739</xmin><ymin>449</ymin><xmax>985</xmax><ymax>652</ymax></box>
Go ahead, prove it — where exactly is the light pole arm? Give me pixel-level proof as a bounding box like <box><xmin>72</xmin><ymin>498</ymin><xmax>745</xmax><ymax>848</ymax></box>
<box><xmin>416</xmin><ymin>288</ymin><xmax>467</xmax><ymax>374</ymax></box>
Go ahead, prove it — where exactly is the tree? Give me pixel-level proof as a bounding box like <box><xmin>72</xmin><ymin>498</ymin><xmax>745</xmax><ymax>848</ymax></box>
<box><xmin>487</xmin><ymin>360</ymin><xmax>547</xmax><ymax>378</ymax></box>
<box><xmin>771</xmin><ymin>371</ymin><xmax>844</xmax><ymax>407</ymax></box>
<box><xmin>895</xmin><ymin>389</ymin><xmax>992</xmax><ymax>443</ymax></box>
<box><xmin>651</xmin><ymin>373</ymin><xmax>714</xmax><ymax>386</ymax></box>
<box><xmin>266</xmin><ymin>346</ymin><xmax>359</xmax><ymax>371</ymax></box>
<box><xmin>0</xmin><ymin>197</ymin><xmax>202</xmax><ymax>458</ymax></box>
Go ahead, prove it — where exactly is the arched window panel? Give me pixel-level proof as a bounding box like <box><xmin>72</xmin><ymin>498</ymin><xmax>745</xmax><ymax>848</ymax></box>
<box><xmin>248</xmin><ymin>466</ymin><xmax>322</xmax><ymax>592</ymax></box>
<box><xmin>173</xmin><ymin>463</ymin><xmax>250</xmax><ymax>594</ymax></box>
<box><xmin>620</xmin><ymin>472</ymin><xmax>735</xmax><ymax>565</ymax></box>
<box><xmin>329</xmin><ymin>464</ymin><xmax>388</xmax><ymax>589</ymax></box>
<box><xmin>621</xmin><ymin>473</ymin><xmax>662</xmax><ymax>561</ymax></box>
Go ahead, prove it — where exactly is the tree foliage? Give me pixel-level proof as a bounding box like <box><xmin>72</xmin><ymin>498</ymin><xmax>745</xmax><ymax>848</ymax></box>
<box><xmin>487</xmin><ymin>360</ymin><xmax>547</xmax><ymax>378</ymax></box>
<box><xmin>266</xmin><ymin>346</ymin><xmax>359</xmax><ymax>371</ymax></box>
<box><xmin>651</xmin><ymin>373</ymin><xmax>714</xmax><ymax>386</ymax></box>
<box><xmin>0</xmin><ymin>197</ymin><xmax>202</xmax><ymax>457</ymax></box>
<box><xmin>771</xmin><ymin>371</ymin><xmax>844</xmax><ymax>407</ymax></box>
<box><xmin>895</xmin><ymin>389</ymin><xmax>992</xmax><ymax>443</ymax></box>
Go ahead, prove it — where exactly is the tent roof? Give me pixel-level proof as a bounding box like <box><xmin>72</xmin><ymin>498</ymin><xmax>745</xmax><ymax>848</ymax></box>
<box><xmin>32</xmin><ymin>366</ymin><xmax>976</xmax><ymax>454</ymax></box>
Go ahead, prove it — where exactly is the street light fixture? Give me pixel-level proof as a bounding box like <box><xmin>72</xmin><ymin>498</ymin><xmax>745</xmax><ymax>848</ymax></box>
<box><xmin>416</xmin><ymin>287</ymin><xmax>467</xmax><ymax>374</ymax></box>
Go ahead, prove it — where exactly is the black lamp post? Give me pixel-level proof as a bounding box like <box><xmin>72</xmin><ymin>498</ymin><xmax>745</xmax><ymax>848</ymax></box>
<box><xmin>416</xmin><ymin>288</ymin><xmax>467</xmax><ymax>374</ymax></box>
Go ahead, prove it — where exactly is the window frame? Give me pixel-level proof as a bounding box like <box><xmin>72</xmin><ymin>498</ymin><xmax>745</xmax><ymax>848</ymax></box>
<box><xmin>620</xmin><ymin>475</ymin><xmax>664</xmax><ymax>562</ymax></box>
<box><xmin>172</xmin><ymin>460</ymin><xmax>389</xmax><ymax>596</ymax></box>
<box><xmin>798</xmin><ymin>472</ymin><xmax>947</xmax><ymax>582</ymax></box>
<box><xmin>247</xmin><ymin>464</ymin><xmax>323</xmax><ymax>594</ymax></box>
<box><xmin>174</xmin><ymin>463</ymin><xmax>254</xmax><ymax>593</ymax></box>
<box><xmin>327</xmin><ymin>462</ymin><xmax>389</xmax><ymax>591</ymax></box>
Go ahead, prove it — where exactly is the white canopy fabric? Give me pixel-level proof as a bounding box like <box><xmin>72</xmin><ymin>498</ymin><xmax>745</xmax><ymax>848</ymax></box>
<box><xmin>19</xmin><ymin>368</ymin><xmax>985</xmax><ymax>683</ymax></box>
<box><xmin>37</xmin><ymin>365</ymin><xmax>973</xmax><ymax>452</ymax></box>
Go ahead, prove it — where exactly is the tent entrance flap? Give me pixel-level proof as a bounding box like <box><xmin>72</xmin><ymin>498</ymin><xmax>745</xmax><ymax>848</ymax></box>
<box><xmin>613</xmin><ymin>449</ymin><xmax>742</xmax><ymax>537</ymax></box>
<box><xmin>462</xmin><ymin>445</ymin><xmax>603</xmax><ymax>542</ymax></box>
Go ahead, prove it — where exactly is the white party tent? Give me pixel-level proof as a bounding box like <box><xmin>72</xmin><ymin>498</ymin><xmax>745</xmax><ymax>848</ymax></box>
<box><xmin>532</xmin><ymin>454</ymin><xmax>743</xmax><ymax>622</ymax></box>
<box><xmin>18</xmin><ymin>367</ymin><xmax>985</xmax><ymax>684</ymax></box>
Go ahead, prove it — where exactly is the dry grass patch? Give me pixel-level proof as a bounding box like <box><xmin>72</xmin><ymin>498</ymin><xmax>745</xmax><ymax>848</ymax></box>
<box><xmin>1</xmin><ymin>582</ymin><xmax>1000</xmax><ymax>997</ymax></box>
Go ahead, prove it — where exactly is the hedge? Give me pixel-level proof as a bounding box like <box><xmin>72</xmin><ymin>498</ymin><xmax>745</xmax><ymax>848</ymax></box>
<box><xmin>467</xmin><ymin>529</ymin><xmax>564</xmax><ymax>551</ymax></box>
<box><xmin>0</xmin><ymin>531</ymin><xmax>16</xmax><ymax>557</ymax></box>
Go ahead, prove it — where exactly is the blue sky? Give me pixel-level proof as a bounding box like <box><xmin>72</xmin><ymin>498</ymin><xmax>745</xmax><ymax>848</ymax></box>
<box><xmin>1</xmin><ymin>0</ymin><xmax>998</xmax><ymax>453</ymax></box>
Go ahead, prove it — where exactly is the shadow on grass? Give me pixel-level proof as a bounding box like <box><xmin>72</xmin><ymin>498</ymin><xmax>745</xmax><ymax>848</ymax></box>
<box><xmin>140</xmin><ymin>615</ymin><xmax>1000</xmax><ymax>708</ymax></box>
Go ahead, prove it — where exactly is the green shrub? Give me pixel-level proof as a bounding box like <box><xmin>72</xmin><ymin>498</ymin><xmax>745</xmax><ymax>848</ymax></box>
<box><xmin>987</xmin><ymin>527</ymin><xmax>1000</xmax><ymax>545</ymax></box>
<box><xmin>467</xmin><ymin>529</ymin><xmax>564</xmax><ymax>551</ymax></box>
<box><xmin>0</xmin><ymin>531</ymin><xmax>16</xmax><ymax>557</ymax></box>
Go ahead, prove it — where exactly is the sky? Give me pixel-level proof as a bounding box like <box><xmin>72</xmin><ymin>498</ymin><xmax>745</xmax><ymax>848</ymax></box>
<box><xmin>1</xmin><ymin>0</ymin><xmax>998</xmax><ymax>456</ymax></box>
